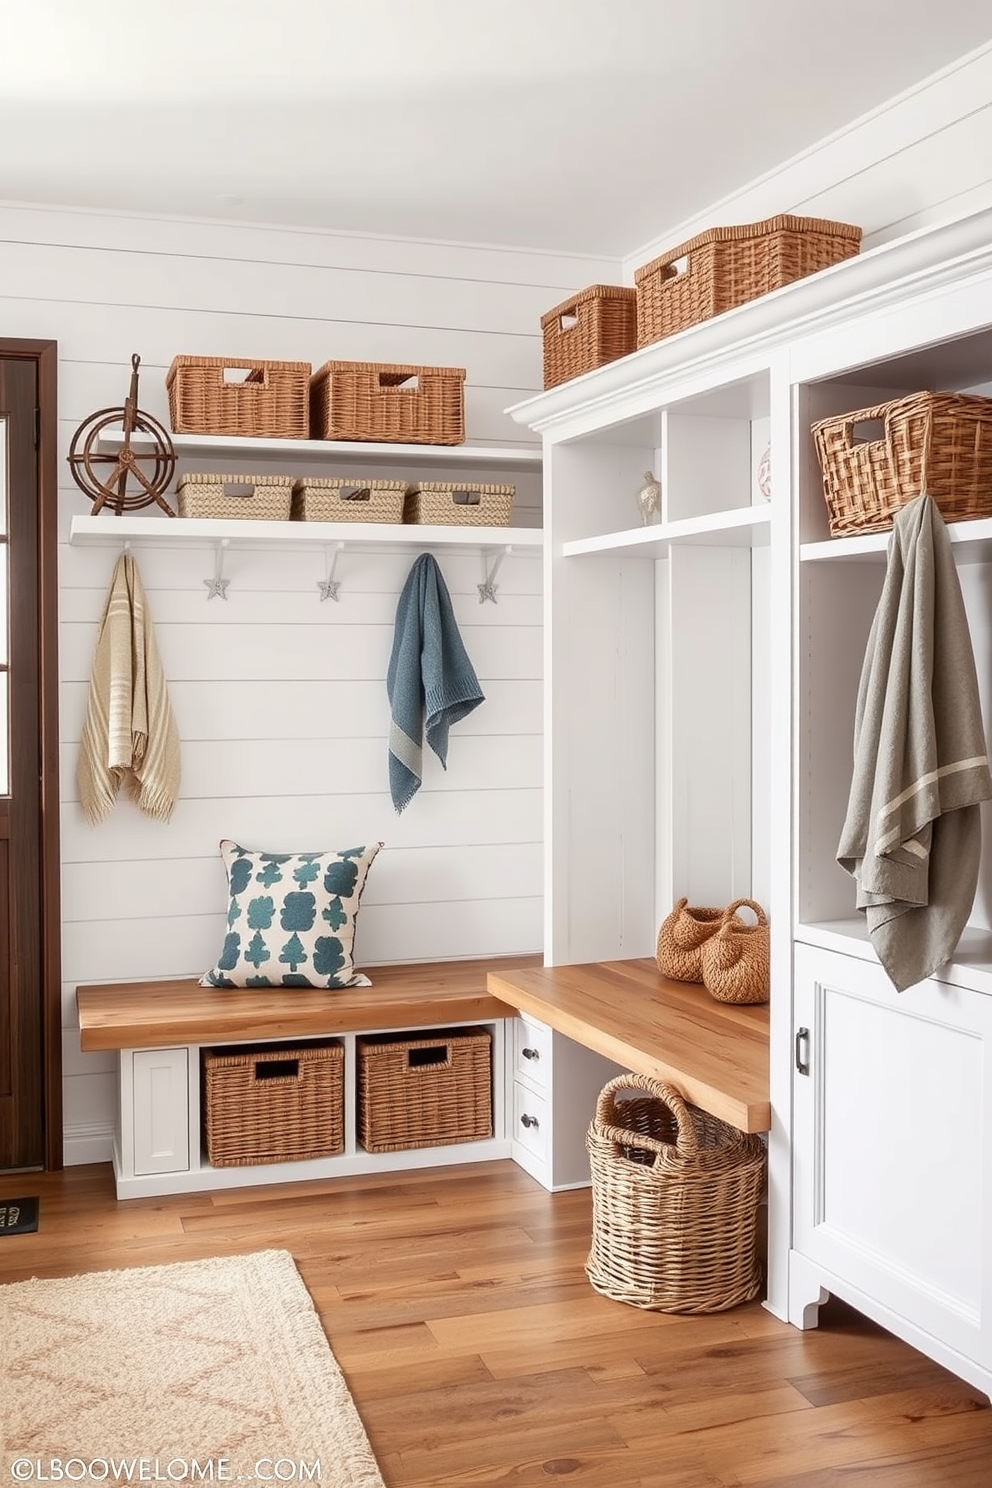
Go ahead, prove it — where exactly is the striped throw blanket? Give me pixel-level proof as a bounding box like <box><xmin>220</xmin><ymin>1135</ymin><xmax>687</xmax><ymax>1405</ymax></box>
<box><xmin>837</xmin><ymin>495</ymin><xmax>992</xmax><ymax>990</ymax></box>
<box><xmin>77</xmin><ymin>553</ymin><xmax>181</xmax><ymax>825</ymax></box>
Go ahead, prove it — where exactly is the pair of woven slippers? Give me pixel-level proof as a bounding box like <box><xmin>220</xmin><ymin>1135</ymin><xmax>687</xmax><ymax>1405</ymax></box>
<box><xmin>656</xmin><ymin>896</ymin><xmax>770</xmax><ymax>1005</ymax></box>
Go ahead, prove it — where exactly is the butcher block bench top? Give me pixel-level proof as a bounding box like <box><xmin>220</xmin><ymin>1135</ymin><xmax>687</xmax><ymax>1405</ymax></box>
<box><xmin>76</xmin><ymin>954</ymin><xmax>542</xmax><ymax>1053</ymax></box>
<box><xmin>487</xmin><ymin>957</ymin><xmax>771</xmax><ymax>1133</ymax></box>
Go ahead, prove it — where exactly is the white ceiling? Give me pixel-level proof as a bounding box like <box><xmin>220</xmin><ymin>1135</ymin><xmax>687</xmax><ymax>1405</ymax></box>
<box><xmin>1</xmin><ymin>0</ymin><xmax>991</xmax><ymax>258</ymax></box>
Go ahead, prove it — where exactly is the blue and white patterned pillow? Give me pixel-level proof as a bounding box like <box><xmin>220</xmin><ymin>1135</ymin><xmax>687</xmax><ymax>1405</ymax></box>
<box><xmin>200</xmin><ymin>839</ymin><xmax>382</xmax><ymax>989</ymax></box>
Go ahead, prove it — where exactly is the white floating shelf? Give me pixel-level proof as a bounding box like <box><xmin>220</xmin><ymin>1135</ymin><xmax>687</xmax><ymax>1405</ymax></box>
<box><xmin>796</xmin><ymin>919</ymin><xmax>992</xmax><ymax>999</ymax></box>
<box><xmin>563</xmin><ymin>504</ymin><xmax>772</xmax><ymax>558</ymax></box>
<box><xmin>96</xmin><ymin>429</ymin><xmax>543</xmax><ymax>471</ymax></box>
<box><xmin>68</xmin><ymin>514</ymin><xmax>542</xmax><ymax>553</ymax></box>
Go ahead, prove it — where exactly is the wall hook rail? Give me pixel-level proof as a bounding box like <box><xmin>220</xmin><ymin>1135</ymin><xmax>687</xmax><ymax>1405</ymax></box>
<box><xmin>317</xmin><ymin>541</ymin><xmax>345</xmax><ymax>602</ymax></box>
<box><xmin>204</xmin><ymin>539</ymin><xmax>230</xmax><ymax>601</ymax></box>
<box><xmin>478</xmin><ymin>544</ymin><xmax>513</xmax><ymax>604</ymax></box>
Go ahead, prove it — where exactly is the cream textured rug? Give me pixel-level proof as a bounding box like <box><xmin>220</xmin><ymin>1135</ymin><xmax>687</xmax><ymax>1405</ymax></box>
<box><xmin>0</xmin><ymin>1249</ymin><xmax>384</xmax><ymax>1488</ymax></box>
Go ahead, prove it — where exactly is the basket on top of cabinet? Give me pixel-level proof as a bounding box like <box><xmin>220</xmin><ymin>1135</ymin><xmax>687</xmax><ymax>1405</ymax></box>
<box><xmin>166</xmin><ymin>356</ymin><xmax>311</xmax><ymax>439</ymax></box>
<box><xmin>634</xmin><ymin>215</ymin><xmax>861</xmax><ymax>348</ymax></box>
<box><xmin>310</xmin><ymin>361</ymin><xmax>466</xmax><ymax>445</ymax></box>
<box><xmin>540</xmin><ymin>284</ymin><xmax>637</xmax><ymax>389</ymax></box>
<box><xmin>405</xmin><ymin>481</ymin><xmax>515</xmax><ymax>527</ymax></box>
<box><xmin>176</xmin><ymin>472</ymin><xmax>294</xmax><ymax>520</ymax></box>
<box><xmin>291</xmin><ymin>476</ymin><xmax>408</xmax><ymax>524</ymax></box>
<box><xmin>812</xmin><ymin>391</ymin><xmax>992</xmax><ymax>537</ymax></box>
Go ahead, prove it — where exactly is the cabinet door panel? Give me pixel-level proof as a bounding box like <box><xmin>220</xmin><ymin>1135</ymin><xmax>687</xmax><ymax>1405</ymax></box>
<box><xmin>793</xmin><ymin>943</ymin><xmax>991</xmax><ymax>1368</ymax></box>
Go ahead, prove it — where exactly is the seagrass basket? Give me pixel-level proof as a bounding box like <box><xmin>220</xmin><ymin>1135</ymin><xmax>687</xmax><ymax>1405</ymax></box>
<box><xmin>635</xmin><ymin>215</ymin><xmax>861</xmax><ymax>347</ymax></box>
<box><xmin>586</xmin><ymin>1073</ymin><xmax>765</xmax><ymax>1313</ymax></box>
<box><xmin>357</xmin><ymin>1027</ymin><xmax>492</xmax><ymax>1152</ymax></box>
<box><xmin>541</xmin><ymin>284</ymin><xmax>637</xmax><ymax>389</ymax></box>
<box><xmin>812</xmin><ymin>390</ymin><xmax>992</xmax><ymax>537</ymax></box>
<box><xmin>405</xmin><ymin>481</ymin><xmax>514</xmax><ymax>527</ymax></box>
<box><xmin>166</xmin><ymin>356</ymin><xmax>311</xmax><ymax>439</ymax></box>
<box><xmin>176</xmin><ymin>473</ymin><xmax>294</xmax><ymax>520</ymax></box>
<box><xmin>203</xmin><ymin>1041</ymin><xmax>344</xmax><ymax>1166</ymax></box>
<box><xmin>291</xmin><ymin>476</ymin><xmax>408</xmax><ymax>523</ymax></box>
<box><xmin>310</xmin><ymin>361</ymin><xmax>466</xmax><ymax>445</ymax></box>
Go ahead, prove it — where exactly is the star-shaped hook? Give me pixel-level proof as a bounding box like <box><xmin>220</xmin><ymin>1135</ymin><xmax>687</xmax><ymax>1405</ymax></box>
<box><xmin>477</xmin><ymin>579</ymin><xmax>498</xmax><ymax>604</ymax></box>
<box><xmin>317</xmin><ymin>577</ymin><xmax>340</xmax><ymax>603</ymax></box>
<box><xmin>204</xmin><ymin>575</ymin><xmax>229</xmax><ymax>601</ymax></box>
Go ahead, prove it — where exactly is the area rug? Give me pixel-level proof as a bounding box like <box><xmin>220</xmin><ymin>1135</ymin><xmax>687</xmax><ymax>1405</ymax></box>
<box><xmin>0</xmin><ymin>1249</ymin><xmax>385</xmax><ymax>1488</ymax></box>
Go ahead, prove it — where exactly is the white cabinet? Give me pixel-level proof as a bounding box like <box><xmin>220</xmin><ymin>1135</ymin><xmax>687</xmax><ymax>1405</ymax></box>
<box><xmin>123</xmin><ymin>1047</ymin><xmax>190</xmax><ymax>1177</ymax></box>
<box><xmin>509</xmin><ymin>1013</ymin><xmax>625</xmax><ymax>1190</ymax></box>
<box><xmin>790</xmin><ymin>942</ymin><xmax>992</xmax><ymax>1395</ymax></box>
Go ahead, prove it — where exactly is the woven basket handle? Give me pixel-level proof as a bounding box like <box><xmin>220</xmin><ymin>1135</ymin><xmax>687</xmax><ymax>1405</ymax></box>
<box><xmin>594</xmin><ymin>1072</ymin><xmax>699</xmax><ymax>1160</ymax></box>
<box><xmin>218</xmin><ymin>365</ymin><xmax>268</xmax><ymax>389</ymax></box>
<box><xmin>842</xmin><ymin>403</ymin><xmax>892</xmax><ymax>452</ymax></box>
<box><xmin>720</xmin><ymin>897</ymin><xmax>767</xmax><ymax>928</ymax></box>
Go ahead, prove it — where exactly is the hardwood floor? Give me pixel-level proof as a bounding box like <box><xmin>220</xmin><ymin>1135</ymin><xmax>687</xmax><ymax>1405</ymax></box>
<box><xmin>1</xmin><ymin>1160</ymin><xmax>990</xmax><ymax>1486</ymax></box>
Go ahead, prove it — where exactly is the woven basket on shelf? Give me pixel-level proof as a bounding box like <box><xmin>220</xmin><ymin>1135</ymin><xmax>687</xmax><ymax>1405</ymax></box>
<box><xmin>166</xmin><ymin>356</ymin><xmax>311</xmax><ymax>439</ymax></box>
<box><xmin>405</xmin><ymin>481</ymin><xmax>514</xmax><ymax>527</ymax></box>
<box><xmin>635</xmin><ymin>215</ymin><xmax>861</xmax><ymax>348</ymax></box>
<box><xmin>540</xmin><ymin>284</ymin><xmax>637</xmax><ymax>389</ymax></box>
<box><xmin>812</xmin><ymin>390</ymin><xmax>992</xmax><ymax>537</ymax></box>
<box><xmin>310</xmin><ymin>361</ymin><xmax>466</xmax><ymax>445</ymax></box>
<box><xmin>586</xmin><ymin>1073</ymin><xmax>765</xmax><ymax>1313</ymax></box>
<box><xmin>291</xmin><ymin>476</ymin><xmax>408</xmax><ymax>524</ymax></box>
<box><xmin>176</xmin><ymin>473</ymin><xmax>294</xmax><ymax>520</ymax></box>
<box><xmin>203</xmin><ymin>1042</ymin><xmax>344</xmax><ymax>1167</ymax></box>
<box><xmin>357</xmin><ymin>1027</ymin><xmax>492</xmax><ymax>1153</ymax></box>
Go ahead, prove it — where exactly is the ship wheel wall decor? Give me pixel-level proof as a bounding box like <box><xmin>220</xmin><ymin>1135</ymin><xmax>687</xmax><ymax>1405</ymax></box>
<box><xmin>68</xmin><ymin>354</ymin><xmax>177</xmax><ymax>516</ymax></box>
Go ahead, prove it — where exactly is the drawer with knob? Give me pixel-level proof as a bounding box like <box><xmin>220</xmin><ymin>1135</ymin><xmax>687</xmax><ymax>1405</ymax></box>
<box><xmin>512</xmin><ymin>1081</ymin><xmax>548</xmax><ymax>1164</ymax></box>
<box><xmin>513</xmin><ymin>1015</ymin><xmax>551</xmax><ymax>1092</ymax></box>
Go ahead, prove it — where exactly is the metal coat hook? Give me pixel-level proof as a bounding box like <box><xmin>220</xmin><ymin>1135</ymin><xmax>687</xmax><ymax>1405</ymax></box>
<box><xmin>204</xmin><ymin>539</ymin><xmax>230</xmax><ymax>601</ymax></box>
<box><xmin>478</xmin><ymin>544</ymin><xmax>513</xmax><ymax>604</ymax></box>
<box><xmin>317</xmin><ymin>541</ymin><xmax>344</xmax><ymax>602</ymax></box>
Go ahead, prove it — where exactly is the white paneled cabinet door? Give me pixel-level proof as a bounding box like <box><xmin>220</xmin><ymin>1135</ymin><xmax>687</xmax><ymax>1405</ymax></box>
<box><xmin>790</xmin><ymin>942</ymin><xmax>992</xmax><ymax>1395</ymax></box>
<box><xmin>130</xmin><ymin>1047</ymin><xmax>190</xmax><ymax>1176</ymax></box>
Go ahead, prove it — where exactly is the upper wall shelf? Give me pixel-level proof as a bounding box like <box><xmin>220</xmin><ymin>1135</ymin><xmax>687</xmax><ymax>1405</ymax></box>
<box><xmin>97</xmin><ymin>429</ymin><xmax>543</xmax><ymax>472</ymax></box>
<box><xmin>68</xmin><ymin>514</ymin><xmax>542</xmax><ymax>553</ymax></box>
<box><xmin>801</xmin><ymin>514</ymin><xmax>992</xmax><ymax>565</ymax></box>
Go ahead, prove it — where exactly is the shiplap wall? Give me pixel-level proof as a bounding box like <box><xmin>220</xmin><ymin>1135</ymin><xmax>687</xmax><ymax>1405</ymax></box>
<box><xmin>623</xmin><ymin>41</ymin><xmax>992</xmax><ymax>278</ymax></box>
<box><xmin>0</xmin><ymin>200</ymin><xmax>616</xmax><ymax>1162</ymax></box>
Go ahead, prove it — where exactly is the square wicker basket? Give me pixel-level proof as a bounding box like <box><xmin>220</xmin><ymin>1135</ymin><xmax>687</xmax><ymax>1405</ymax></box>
<box><xmin>540</xmin><ymin>284</ymin><xmax>637</xmax><ymax>389</ymax></box>
<box><xmin>176</xmin><ymin>473</ymin><xmax>294</xmax><ymax>521</ymax></box>
<box><xmin>203</xmin><ymin>1041</ymin><xmax>344</xmax><ymax>1167</ymax></box>
<box><xmin>634</xmin><ymin>215</ymin><xmax>861</xmax><ymax>348</ymax></box>
<box><xmin>291</xmin><ymin>476</ymin><xmax>408</xmax><ymax>524</ymax></box>
<box><xmin>404</xmin><ymin>481</ymin><xmax>514</xmax><ymax>527</ymax></box>
<box><xmin>166</xmin><ymin>356</ymin><xmax>311</xmax><ymax>439</ymax></box>
<box><xmin>310</xmin><ymin>361</ymin><xmax>466</xmax><ymax>445</ymax></box>
<box><xmin>357</xmin><ymin>1027</ymin><xmax>493</xmax><ymax>1153</ymax></box>
<box><xmin>812</xmin><ymin>391</ymin><xmax>992</xmax><ymax>537</ymax></box>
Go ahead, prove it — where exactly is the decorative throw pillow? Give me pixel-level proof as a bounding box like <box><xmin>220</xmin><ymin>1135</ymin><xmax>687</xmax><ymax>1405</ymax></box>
<box><xmin>200</xmin><ymin>839</ymin><xmax>382</xmax><ymax>990</ymax></box>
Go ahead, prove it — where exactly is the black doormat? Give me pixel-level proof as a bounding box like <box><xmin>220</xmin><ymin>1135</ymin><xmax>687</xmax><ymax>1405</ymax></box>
<box><xmin>0</xmin><ymin>1197</ymin><xmax>39</xmax><ymax>1235</ymax></box>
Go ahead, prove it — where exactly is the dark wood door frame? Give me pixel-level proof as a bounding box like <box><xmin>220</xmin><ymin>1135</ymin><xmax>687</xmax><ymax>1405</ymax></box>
<box><xmin>0</xmin><ymin>338</ymin><xmax>61</xmax><ymax>1169</ymax></box>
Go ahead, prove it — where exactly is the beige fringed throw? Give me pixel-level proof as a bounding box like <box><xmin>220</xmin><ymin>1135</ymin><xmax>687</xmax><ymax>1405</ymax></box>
<box><xmin>77</xmin><ymin>553</ymin><xmax>181</xmax><ymax>825</ymax></box>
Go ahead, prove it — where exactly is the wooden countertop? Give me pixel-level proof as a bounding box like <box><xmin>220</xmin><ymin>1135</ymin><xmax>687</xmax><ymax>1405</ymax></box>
<box><xmin>487</xmin><ymin>957</ymin><xmax>770</xmax><ymax>1133</ymax></box>
<box><xmin>76</xmin><ymin>954</ymin><xmax>542</xmax><ymax>1052</ymax></box>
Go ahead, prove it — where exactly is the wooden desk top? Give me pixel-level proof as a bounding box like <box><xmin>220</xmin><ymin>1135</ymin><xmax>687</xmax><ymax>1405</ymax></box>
<box><xmin>76</xmin><ymin>954</ymin><xmax>542</xmax><ymax>1052</ymax></box>
<box><xmin>487</xmin><ymin>957</ymin><xmax>770</xmax><ymax>1133</ymax></box>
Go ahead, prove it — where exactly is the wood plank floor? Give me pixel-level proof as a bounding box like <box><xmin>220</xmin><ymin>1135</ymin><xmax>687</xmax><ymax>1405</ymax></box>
<box><xmin>1</xmin><ymin>1160</ymin><xmax>990</xmax><ymax>1486</ymax></box>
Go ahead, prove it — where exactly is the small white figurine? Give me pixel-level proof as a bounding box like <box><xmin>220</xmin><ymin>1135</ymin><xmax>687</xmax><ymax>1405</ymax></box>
<box><xmin>638</xmin><ymin>470</ymin><xmax>661</xmax><ymax>526</ymax></box>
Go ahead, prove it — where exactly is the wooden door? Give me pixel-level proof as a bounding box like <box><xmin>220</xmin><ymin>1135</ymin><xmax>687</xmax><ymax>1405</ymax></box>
<box><xmin>0</xmin><ymin>343</ymin><xmax>61</xmax><ymax>1170</ymax></box>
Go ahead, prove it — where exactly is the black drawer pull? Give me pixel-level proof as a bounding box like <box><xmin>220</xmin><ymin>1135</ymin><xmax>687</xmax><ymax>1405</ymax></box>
<box><xmin>520</xmin><ymin>1113</ymin><xmax>540</xmax><ymax>1130</ymax></box>
<box><xmin>521</xmin><ymin>1047</ymin><xmax>540</xmax><ymax>1061</ymax></box>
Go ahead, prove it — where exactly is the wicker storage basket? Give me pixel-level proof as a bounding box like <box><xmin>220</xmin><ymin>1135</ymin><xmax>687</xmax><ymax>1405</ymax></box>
<box><xmin>586</xmin><ymin>1073</ymin><xmax>765</xmax><ymax>1313</ymax></box>
<box><xmin>634</xmin><ymin>215</ymin><xmax>861</xmax><ymax>348</ymax></box>
<box><xmin>405</xmin><ymin>481</ymin><xmax>514</xmax><ymax>527</ymax></box>
<box><xmin>203</xmin><ymin>1041</ymin><xmax>344</xmax><ymax>1167</ymax></box>
<box><xmin>166</xmin><ymin>356</ymin><xmax>311</xmax><ymax>439</ymax></box>
<box><xmin>357</xmin><ymin>1027</ymin><xmax>492</xmax><ymax>1153</ymax></box>
<box><xmin>176</xmin><ymin>472</ymin><xmax>294</xmax><ymax>521</ymax></box>
<box><xmin>541</xmin><ymin>284</ymin><xmax>637</xmax><ymax>389</ymax></box>
<box><xmin>291</xmin><ymin>476</ymin><xmax>408</xmax><ymax>524</ymax></box>
<box><xmin>812</xmin><ymin>390</ymin><xmax>992</xmax><ymax>537</ymax></box>
<box><xmin>310</xmin><ymin>361</ymin><xmax>466</xmax><ymax>445</ymax></box>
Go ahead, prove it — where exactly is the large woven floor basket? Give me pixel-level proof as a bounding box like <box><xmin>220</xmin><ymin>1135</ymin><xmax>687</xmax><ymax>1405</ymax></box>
<box><xmin>812</xmin><ymin>390</ymin><xmax>992</xmax><ymax>536</ymax></box>
<box><xmin>586</xmin><ymin>1073</ymin><xmax>765</xmax><ymax>1313</ymax></box>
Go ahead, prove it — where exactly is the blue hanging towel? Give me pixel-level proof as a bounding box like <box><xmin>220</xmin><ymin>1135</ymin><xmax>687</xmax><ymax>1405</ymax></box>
<box><xmin>387</xmin><ymin>553</ymin><xmax>485</xmax><ymax>812</ymax></box>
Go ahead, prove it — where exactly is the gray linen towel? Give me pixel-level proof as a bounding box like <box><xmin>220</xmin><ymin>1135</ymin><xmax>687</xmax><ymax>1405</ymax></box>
<box><xmin>386</xmin><ymin>553</ymin><xmax>485</xmax><ymax>813</ymax></box>
<box><xmin>837</xmin><ymin>494</ymin><xmax>992</xmax><ymax>990</ymax></box>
